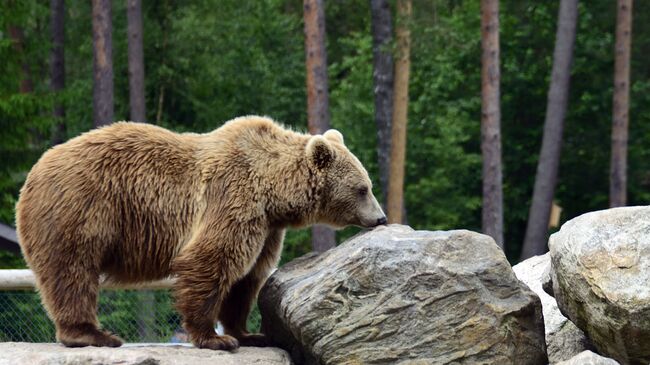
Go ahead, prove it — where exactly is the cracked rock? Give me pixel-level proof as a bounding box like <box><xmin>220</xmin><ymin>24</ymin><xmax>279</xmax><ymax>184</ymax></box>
<box><xmin>259</xmin><ymin>225</ymin><xmax>546</xmax><ymax>364</ymax></box>
<box><xmin>549</xmin><ymin>206</ymin><xmax>650</xmax><ymax>365</ymax></box>
<box><xmin>513</xmin><ymin>253</ymin><xmax>592</xmax><ymax>363</ymax></box>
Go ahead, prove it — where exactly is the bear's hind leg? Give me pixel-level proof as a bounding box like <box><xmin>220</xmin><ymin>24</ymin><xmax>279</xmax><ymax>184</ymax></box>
<box><xmin>219</xmin><ymin>274</ymin><xmax>269</xmax><ymax>347</ymax></box>
<box><xmin>219</xmin><ymin>229</ymin><xmax>284</xmax><ymax>347</ymax></box>
<box><xmin>36</xmin><ymin>261</ymin><xmax>122</xmax><ymax>347</ymax></box>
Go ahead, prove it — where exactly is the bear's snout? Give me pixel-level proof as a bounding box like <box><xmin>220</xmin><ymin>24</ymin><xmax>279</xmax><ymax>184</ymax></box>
<box><xmin>358</xmin><ymin>214</ymin><xmax>387</xmax><ymax>228</ymax></box>
<box><xmin>356</xmin><ymin>192</ymin><xmax>386</xmax><ymax>228</ymax></box>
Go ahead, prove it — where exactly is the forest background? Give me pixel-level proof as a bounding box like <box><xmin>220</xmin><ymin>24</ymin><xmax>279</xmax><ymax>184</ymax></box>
<box><xmin>1</xmin><ymin>0</ymin><xmax>649</xmax><ymax>268</ymax></box>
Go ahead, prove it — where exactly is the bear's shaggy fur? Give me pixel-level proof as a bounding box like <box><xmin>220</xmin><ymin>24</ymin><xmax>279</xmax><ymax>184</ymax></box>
<box><xmin>16</xmin><ymin>116</ymin><xmax>385</xmax><ymax>350</ymax></box>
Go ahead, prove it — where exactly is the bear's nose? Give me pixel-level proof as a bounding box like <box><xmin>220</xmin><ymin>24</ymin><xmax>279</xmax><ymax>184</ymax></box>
<box><xmin>376</xmin><ymin>217</ymin><xmax>387</xmax><ymax>226</ymax></box>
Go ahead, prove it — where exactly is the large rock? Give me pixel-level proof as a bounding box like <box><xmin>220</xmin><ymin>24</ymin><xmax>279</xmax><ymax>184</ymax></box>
<box><xmin>0</xmin><ymin>343</ymin><xmax>292</xmax><ymax>365</ymax></box>
<box><xmin>556</xmin><ymin>350</ymin><xmax>620</xmax><ymax>365</ymax></box>
<box><xmin>549</xmin><ymin>206</ymin><xmax>650</xmax><ymax>364</ymax></box>
<box><xmin>259</xmin><ymin>225</ymin><xmax>547</xmax><ymax>364</ymax></box>
<box><xmin>513</xmin><ymin>253</ymin><xmax>592</xmax><ymax>363</ymax></box>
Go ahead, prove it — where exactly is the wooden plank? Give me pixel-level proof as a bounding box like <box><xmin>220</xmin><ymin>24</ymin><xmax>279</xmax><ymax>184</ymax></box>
<box><xmin>0</xmin><ymin>269</ymin><xmax>175</xmax><ymax>291</ymax></box>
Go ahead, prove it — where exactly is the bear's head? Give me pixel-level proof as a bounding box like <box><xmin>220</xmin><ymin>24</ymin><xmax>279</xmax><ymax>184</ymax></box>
<box><xmin>306</xmin><ymin>129</ymin><xmax>387</xmax><ymax>229</ymax></box>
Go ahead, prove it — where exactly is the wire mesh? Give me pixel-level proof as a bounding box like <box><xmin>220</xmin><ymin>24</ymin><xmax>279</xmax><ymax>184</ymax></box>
<box><xmin>0</xmin><ymin>290</ymin><xmax>184</xmax><ymax>343</ymax></box>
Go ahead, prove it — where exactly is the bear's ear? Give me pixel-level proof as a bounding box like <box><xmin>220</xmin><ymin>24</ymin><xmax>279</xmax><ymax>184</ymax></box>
<box><xmin>306</xmin><ymin>136</ymin><xmax>334</xmax><ymax>170</ymax></box>
<box><xmin>323</xmin><ymin>129</ymin><xmax>344</xmax><ymax>145</ymax></box>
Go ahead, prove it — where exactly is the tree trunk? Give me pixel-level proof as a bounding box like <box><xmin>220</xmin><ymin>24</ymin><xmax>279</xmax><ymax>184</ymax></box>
<box><xmin>92</xmin><ymin>0</ymin><xmax>114</xmax><ymax>127</ymax></box>
<box><xmin>304</xmin><ymin>0</ymin><xmax>335</xmax><ymax>252</ymax></box>
<box><xmin>520</xmin><ymin>0</ymin><xmax>578</xmax><ymax>260</ymax></box>
<box><xmin>386</xmin><ymin>0</ymin><xmax>411</xmax><ymax>224</ymax></box>
<box><xmin>7</xmin><ymin>26</ymin><xmax>34</xmax><ymax>93</ymax></box>
<box><xmin>480</xmin><ymin>0</ymin><xmax>504</xmax><ymax>249</ymax></box>
<box><xmin>155</xmin><ymin>0</ymin><xmax>170</xmax><ymax>125</ymax></box>
<box><xmin>127</xmin><ymin>0</ymin><xmax>146</xmax><ymax>123</ymax></box>
<box><xmin>51</xmin><ymin>0</ymin><xmax>66</xmax><ymax>144</ymax></box>
<box><xmin>370</xmin><ymin>0</ymin><xmax>394</xmax><ymax>205</ymax></box>
<box><xmin>311</xmin><ymin>225</ymin><xmax>335</xmax><ymax>253</ymax></box>
<box><xmin>610</xmin><ymin>0</ymin><xmax>633</xmax><ymax>208</ymax></box>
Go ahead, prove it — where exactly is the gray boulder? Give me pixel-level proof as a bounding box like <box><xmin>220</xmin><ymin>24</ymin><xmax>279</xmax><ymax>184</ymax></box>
<box><xmin>513</xmin><ymin>253</ymin><xmax>592</xmax><ymax>363</ymax></box>
<box><xmin>556</xmin><ymin>350</ymin><xmax>620</xmax><ymax>365</ymax></box>
<box><xmin>259</xmin><ymin>225</ymin><xmax>547</xmax><ymax>365</ymax></box>
<box><xmin>0</xmin><ymin>343</ymin><xmax>292</xmax><ymax>365</ymax></box>
<box><xmin>549</xmin><ymin>206</ymin><xmax>650</xmax><ymax>364</ymax></box>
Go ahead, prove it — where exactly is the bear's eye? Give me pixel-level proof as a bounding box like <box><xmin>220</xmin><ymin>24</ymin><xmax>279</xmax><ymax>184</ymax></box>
<box><xmin>357</xmin><ymin>186</ymin><xmax>368</xmax><ymax>196</ymax></box>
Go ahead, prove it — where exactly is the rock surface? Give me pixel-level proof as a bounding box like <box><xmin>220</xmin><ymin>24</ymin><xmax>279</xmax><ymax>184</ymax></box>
<box><xmin>556</xmin><ymin>350</ymin><xmax>620</xmax><ymax>365</ymax></box>
<box><xmin>549</xmin><ymin>206</ymin><xmax>650</xmax><ymax>365</ymax></box>
<box><xmin>0</xmin><ymin>343</ymin><xmax>292</xmax><ymax>365</ymax></box>
<box><xmin>513</xmin><ymin>253</ymin><xmax>592</xmax><ymax>363</ymax></box>
<box><xmin>259</xmin><ymin>225</ymin><xmax>547</xmax><ymax>365</ymax></box>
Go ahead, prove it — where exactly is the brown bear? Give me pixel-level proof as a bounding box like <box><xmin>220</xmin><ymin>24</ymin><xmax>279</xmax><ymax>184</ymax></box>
<box><xmin>15</xmin><ymin>115</ymin><xmax>386</xmax><ymax>350</ymax></box>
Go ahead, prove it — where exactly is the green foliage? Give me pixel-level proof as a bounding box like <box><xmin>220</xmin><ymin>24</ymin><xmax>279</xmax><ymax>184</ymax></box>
<box><xmin>247</xmin><ymin>304</ymin><xmax>262</xmax><ymax>333</ymax></box>
<box><xmin>329</xmin><ymin>32</ymin><xmax>378</xmax><ymax>193</ymax></box>
<box><xmin>0</xmin><ymin>290</ymin><xmax>181</xmax><ymax>343</ymax></box>
<box><xmin>0</xmin><ymin>1</ymin><xmax>55</xmax><ymax>229</ymax></box>
<box><xmin>282</xmin><ymin>229</ymin><xmax>312</xmax><ymax>266</ymax></box>
<box><xmin>0</xmin><ymin>252</ymin><xmax>24</xmax><ymax>269</ymax></box>
<box><xmin>0</xmin><ymin>292</ymin><xmax>54</xmax><ymax>342</ymax></box>
<box><xmin>406</xmin><ymin>1</ymin><xmax>482</xmax><ymax>231</ymax></box>
<box><xmin>157</xmin><ymin>0</ymin><xmax>306</xmax><ymax>130</ymax></box>
<box><xmin>99</xmin><ymin>290</ymin><xmax>179</xmax><ymax>342</ymax></box>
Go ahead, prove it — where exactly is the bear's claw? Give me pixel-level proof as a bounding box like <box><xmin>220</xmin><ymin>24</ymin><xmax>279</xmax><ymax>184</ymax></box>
<box><xmin>96</xmin><ymin>331</ymin><xmax>123</xmax><ymax>347</ymax></box>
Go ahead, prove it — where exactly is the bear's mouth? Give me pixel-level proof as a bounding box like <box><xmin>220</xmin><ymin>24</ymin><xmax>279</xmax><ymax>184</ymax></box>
<box><xmin>357</xmin><ymin>215</ymin><xmax>387</xmax><ymax>228</ymax></box>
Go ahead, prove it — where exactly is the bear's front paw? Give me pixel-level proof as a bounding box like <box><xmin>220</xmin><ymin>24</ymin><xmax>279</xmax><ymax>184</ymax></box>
<box><xmin>196</xmin><ymin>334</ymin><xmax>239</xmax><ymax>351</ymax></box>
<box><xmin>237</xmin><ymin>333</ymin><xmax>271</xmax><ymax>347</ymax></box>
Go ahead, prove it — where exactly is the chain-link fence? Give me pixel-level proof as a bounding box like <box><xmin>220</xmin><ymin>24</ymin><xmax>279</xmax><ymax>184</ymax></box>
<box><xmin>0</xmin><ymin>290</ymin><xmax>184</xmax><ymax>343</ymax></box>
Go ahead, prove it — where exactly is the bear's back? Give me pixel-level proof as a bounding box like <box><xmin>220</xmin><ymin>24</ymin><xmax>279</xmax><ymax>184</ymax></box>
<box><xmin>17</xmin><ymin>122</ymin><xmax>205</xmax><ymax>282</ymax></box>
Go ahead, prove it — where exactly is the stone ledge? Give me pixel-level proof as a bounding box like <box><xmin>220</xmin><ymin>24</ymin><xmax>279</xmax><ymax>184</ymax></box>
<box><xmin>0</xmin><ymin>342</ymin><xmax>292</xmax><ymax>365</ymax></box>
